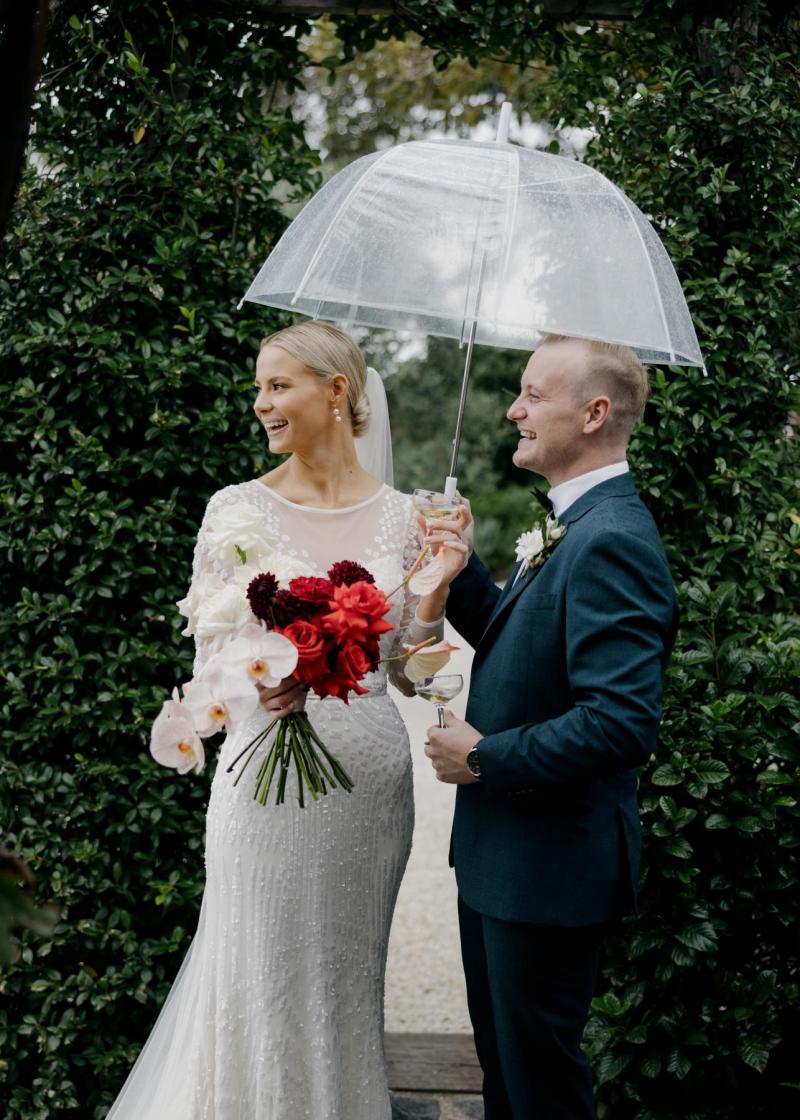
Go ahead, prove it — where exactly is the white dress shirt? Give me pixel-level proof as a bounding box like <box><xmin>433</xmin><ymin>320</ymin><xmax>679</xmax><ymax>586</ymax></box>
<box><xmin>547</xmin><ymin>460</ymin><xmax>630</xmax><ymax>519</ymax></box>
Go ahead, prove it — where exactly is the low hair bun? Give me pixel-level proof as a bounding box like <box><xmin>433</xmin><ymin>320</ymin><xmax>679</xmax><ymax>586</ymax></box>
<box><xmin>351</xmin><ymin>392</ymin><xmax>371</xmax><ymax>438</ymax></box>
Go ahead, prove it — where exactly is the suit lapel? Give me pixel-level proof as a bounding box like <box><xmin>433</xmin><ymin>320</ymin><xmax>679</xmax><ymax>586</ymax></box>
<box><xmin>476</xmin><ymin>473</ymin><xmax>639</xmax><ymax>649</ymax></box>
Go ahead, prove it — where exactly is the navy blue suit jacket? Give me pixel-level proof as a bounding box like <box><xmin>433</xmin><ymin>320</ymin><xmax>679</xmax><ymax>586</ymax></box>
<box><xmin>446</xmin><ymin>474</ymin><xmax>679</xmax><ymax>927</ymax></box>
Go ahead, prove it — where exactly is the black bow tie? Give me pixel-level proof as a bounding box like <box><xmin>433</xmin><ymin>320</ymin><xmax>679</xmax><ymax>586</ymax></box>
<box><xmin>530</xmin><ymin>486</ymin><xmax>553</xmax><ymax>515</ymax></box>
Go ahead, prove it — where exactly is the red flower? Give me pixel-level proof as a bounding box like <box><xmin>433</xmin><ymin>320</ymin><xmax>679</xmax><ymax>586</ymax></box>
<box><xmin>321</xmin><ymin>580</ymin><xmax>393</xmax><ymax>644</ymax></box>
<box><xmin>337</xmin><ymin>640</ymin><xmax>374</xmax><ymax>684</ymax></box>
<box><xmin>289</xmin><ymin>576</ymin><xmax>335</xmax><ymax>611</ymax></box>
<box><xmin>278</xmin><ymin>620</ymin><xmax>333</xmax><ymax>682</ymax></box>
<box><xmin>328</xmin><ymin>560</ymin><xmax>375</xmax><ymax>587</ymax></box>
<box><xmin>311</xmin><ymin>671</ymin><xmax>369</xmax><ymax>704</ymax></box>
<box><xmin>246</xmin><ymin>572</ymin><xmax>279</xmax><ymax>623</ymax></box>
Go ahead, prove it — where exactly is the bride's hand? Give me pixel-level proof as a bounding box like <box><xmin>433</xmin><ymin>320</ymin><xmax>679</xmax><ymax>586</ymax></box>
<box><xmin>256</xmin><ymin>675</ymin><xmax>308</xmax><ymax>719</ymax></box>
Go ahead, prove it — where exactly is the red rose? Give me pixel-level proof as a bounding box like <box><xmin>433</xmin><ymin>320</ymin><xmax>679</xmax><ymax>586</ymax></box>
<box><xmin>278</xmin><ymin>620</ymin><xmax>332</xmax><ymax>681</ymax></box>
<box><xmin>321</xmin><ymin>580</ymin><xmax>394</xmax><ymax>643</ymax></box>
<box><xmin>288</xmin><ymin>576</ymin><xmax>335</xmax><ymax>611</ymax></box>
<box><xmin>337</xmin><ymin>640</ymin><xmax>373</xmax><ymax>684</ymax></box>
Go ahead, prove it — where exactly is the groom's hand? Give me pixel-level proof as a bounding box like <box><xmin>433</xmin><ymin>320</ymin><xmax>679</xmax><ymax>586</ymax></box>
<box><xmin>424</xmin><ymin>711</ymin><xmax>483</xmax><ymax>784</ymax></box>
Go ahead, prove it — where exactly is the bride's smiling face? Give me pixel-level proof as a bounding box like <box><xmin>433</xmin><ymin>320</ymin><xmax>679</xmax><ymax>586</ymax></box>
<box><xmin>253</xmin><ymin>344</ymin><xmax>343</xmax><ymax>453</ymax></box>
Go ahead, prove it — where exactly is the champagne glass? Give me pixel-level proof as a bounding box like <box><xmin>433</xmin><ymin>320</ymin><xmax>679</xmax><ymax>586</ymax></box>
<box><xmin>412</xmin><ymin>488</ymin><xmax>465</xmax><ymax>523</ymax></box>
<box><xmin>414</xmin><ymin>673</ymin><xmax>464</xmax><ymax>728</ymax></box>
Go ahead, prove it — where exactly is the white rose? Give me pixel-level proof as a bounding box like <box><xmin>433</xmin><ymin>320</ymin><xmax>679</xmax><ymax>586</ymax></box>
<box><xmin>194</xmin><ymin>584</ymin><xmax>257</xmax><ymax>653</ymax></box>
<box><xmin>266</xmin><ymin>551</ymin><xmax>316</xmax><ymax>589</ymax></box>
<box><xmin>176</xmin><ymin>570</ymin><xmax>227</xmax><ymax>636</ymax></box>
<box><xmin>204</xmin><ymin>502</ymin><xmax>278</xmax><ymax>571</ymax></box>
<box><xmin>515</xmin><ymin>528</ymin><xmax>545</xmax><ymax>565</ymax></box>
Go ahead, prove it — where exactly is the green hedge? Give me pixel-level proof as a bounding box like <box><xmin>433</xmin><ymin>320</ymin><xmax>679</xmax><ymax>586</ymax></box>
<box><xmin>1</xmin><ymin>2</ymin><xmax>798</xmax><ymax>1118</ymax></box>
<box><xmin>0</xmin><ymin>5</ymin><xmax>319</xmax><ymax>1115</ymax></box>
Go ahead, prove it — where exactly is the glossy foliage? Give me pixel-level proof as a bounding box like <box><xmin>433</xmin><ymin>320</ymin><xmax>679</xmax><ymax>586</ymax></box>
<box><xmin>0</xmin><ymin>4</ymin><xmax>319</xmax><ymax>1115</ymax></box>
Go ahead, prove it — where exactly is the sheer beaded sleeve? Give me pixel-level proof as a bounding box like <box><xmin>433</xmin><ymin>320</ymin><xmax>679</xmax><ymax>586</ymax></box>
<box><xmin>387</xmin><ymin>504</ymin><xmax>445</xmax><ymax>696</ymax></box>
<box><xmin>177</xmin><ymin>486</ymin><xmax>247</xmax><ymax>679</ymax></box>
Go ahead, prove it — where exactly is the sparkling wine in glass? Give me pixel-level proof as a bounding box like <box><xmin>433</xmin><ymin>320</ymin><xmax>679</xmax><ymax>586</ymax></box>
<box><xmin>412</xmin><ymin>488</ymin><xmax>465</xmax><ymax>523</ymax></box>
<box><xmin>414</xmin><ymin>673</ymin><xmax>464</xmax><ymax>728</ymax></box>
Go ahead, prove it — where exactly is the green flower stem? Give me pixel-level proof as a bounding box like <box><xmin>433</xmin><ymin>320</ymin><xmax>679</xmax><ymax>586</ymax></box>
<box><xmin>229</xmin><ymin>712</ymin><xmax>354</xmax><ymax>807</ymax></box>
<box><xmin>276</xmin><ymin>721</ymin><xmax>292</xmax><ymax>804</ymax></box>
<box><xmin>227</xmin><ymin>718</ymin><xmax>278</xmax><ymax>782</ymax></box>
<box><xmin>289</xmin><ymin>720</ymin><xmax>319</xmax><ymax>804</ymax></box>
<box><xmin>303</xmin><ymin>718</ymin><xmax>354</xmax><ymax>792</ymax></box>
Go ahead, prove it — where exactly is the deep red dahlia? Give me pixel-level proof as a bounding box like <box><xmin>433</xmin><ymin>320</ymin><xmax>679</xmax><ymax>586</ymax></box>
<box><xmin>246</xmin><ymin>572</ymin><xmax>279</xmax><ymax>623</ymax></box>
<box><xmin>328</xmin><ymin>560</ymin><xmax>375</xmax><ymax>587</ymax></box>
<box><xmin>271</xmin><ymin>589</ymin><xmax>311</xmax><ymax>628</ymax></box>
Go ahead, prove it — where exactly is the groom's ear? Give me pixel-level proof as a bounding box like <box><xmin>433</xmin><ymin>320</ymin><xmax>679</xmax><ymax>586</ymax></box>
<box><xmin>583</xmin><ymin>395</ymin><xmax>611</xmax><ymax>433</ymax></box>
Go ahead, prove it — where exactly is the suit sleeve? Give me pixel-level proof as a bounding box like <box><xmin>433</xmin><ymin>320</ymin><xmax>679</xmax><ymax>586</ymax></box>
<box><xmin>445</xmin><ymin>552</ymin><xmax>502</xmax><ymax>649</ymax></box>
<box><xmin>477</xmin><ymin>530</ymin><xmax>678</xmax><ymax>792</ymax></box>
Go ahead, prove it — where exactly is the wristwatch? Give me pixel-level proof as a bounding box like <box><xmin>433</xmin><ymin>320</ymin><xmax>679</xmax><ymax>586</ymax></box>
<box><xmin>466</xmin><ymin>746</ymin><xmax>482</xmax><ymax>780</ymax></box>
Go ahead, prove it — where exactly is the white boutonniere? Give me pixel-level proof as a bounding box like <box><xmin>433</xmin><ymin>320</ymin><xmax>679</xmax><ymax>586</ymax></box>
<box><xmin>514</xmin><ymin>514</ymin><xmax>567</xmax><ymax>579</ymax></box>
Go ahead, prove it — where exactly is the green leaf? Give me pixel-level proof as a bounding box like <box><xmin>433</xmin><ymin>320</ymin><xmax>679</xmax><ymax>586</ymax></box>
<box><xmin>651</xmin><ymin>764</ymin><xmax>682</xmax><ymax>786</ymax></box>
<box><xmin>667</xmin><ymin>1050</ymin><xmax>692</xmax><ymax>1080</ymax></box>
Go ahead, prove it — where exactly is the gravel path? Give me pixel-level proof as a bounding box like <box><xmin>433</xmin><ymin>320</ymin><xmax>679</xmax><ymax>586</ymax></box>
<box><xmin>384</xmin><ymin>622</ymin><xmax>475</xmax><ymax>1033</ymax></box>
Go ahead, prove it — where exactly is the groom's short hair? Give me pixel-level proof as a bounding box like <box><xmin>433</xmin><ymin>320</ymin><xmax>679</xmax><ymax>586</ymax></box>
<box><xmin>545</xmin><ymin>334</ymin><xmax>650</xmax><ymax>441</ymax></box>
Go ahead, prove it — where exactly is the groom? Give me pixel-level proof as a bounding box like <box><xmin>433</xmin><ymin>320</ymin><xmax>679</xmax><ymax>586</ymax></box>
<box><xmin>423</xmin><ymin>335</ymin><xmax>679</xmax><ymax>1119</ymax></box>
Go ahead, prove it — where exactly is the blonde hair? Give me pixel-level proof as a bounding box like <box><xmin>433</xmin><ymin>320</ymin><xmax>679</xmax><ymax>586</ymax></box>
<box><xmin>545</xmin><ymin>334</ymin><xmax>650</xmax><ymax>440</ymax></box>
<box><xmin>260</xmin><ymin>321</ymin><xmax>370</xmax><ymax>437</ymax></box>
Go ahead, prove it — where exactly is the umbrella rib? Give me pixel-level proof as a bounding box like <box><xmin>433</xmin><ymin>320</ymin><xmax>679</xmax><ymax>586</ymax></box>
<box><xmin>496</xmin><ymin>147</ymin><xmax>519</xmax><ymax>325</ymax></box>
<box><xmin>290</xmin><ymin>148</ymin><xmax>398</xmax><ymax>310</ymax></box>
<box><xmin>608</xmin><ymin>181</ymin><xmax>675</xmax><ymax>363</ymax></box>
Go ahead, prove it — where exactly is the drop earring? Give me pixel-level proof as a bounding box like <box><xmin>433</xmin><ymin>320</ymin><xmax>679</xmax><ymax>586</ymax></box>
<box><xmin>333</xmin><ymin>406</ymin><xmax>342</xmax><ymax>423</ymax></box>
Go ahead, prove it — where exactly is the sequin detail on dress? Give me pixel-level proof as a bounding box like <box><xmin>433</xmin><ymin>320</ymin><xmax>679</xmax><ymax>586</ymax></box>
<box><xmin>106</xmin><ymin>483</ymin><xmax>422</xmax><ymax>1120</ymax></box>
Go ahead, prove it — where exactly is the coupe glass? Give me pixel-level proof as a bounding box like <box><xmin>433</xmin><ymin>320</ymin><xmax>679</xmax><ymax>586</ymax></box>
<box><xmin>414</xmin><ymin>673</ymin><xmax>464</xmax><ymax>728</ymax></box>
<box><xmin>412</xmin><ymin>488</ymin><xmax>465</xmax><ymax>523</ymax></box>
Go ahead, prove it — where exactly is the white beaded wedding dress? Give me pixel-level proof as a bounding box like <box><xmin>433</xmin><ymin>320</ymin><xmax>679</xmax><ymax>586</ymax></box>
<box><xmin>107</xmin><ymin>479</ymin><xmax>429</xmax><ymax>1120</ymax></box>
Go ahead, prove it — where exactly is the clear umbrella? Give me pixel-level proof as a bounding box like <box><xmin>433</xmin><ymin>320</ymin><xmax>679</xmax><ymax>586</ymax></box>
<box><xmin>241</xmin><ymin>103</ymin><xmax>703</xmax><ymax>496</ymax></box>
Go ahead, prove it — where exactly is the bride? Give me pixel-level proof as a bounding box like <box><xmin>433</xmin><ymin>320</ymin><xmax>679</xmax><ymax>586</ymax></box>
<box><xmin>106</xmin><ymin>320</ymin><xmax>459</xmax><ymax>1119</ymax></box>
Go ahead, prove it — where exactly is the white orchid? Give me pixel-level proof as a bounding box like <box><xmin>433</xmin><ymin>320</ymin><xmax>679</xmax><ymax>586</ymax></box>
<box><xmin>204</xmin><ymin>502</ymin><xmax>278</xmax><ymax>571</ymax></box>
<box><xmin>176</xmin><ymin>570</ymin><xmax>226</xmax><ymax>637</ymax></box>
<box><xmin>403</xmin><ymin>639</ymin><xmax>460</xmax><ymax>684</ymax></box>
<box><xmin>194</xmin><ymin>584</ymin><xmax>257</xmax><ymax>653</ymax></box>
<box><xmin>211</xmin><ymin>622</ymin><xmax>298</xmax><ymax>687</ymax></box>
<box><xmin>182</xmin><ymin>663</ymin><xmax>260</xmax><ymax>738</ymax></box>
<box><xmin>150</xmin><ymin>688</ymin><xmax>205</xmax><ymax>774</ymax></box>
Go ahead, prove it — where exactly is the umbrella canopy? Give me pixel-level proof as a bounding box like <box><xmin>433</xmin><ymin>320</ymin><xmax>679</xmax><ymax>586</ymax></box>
<box><xmin>242</xmin><ymin>136</ymin><xmax>703</xmax><ymax>367</ymax></box>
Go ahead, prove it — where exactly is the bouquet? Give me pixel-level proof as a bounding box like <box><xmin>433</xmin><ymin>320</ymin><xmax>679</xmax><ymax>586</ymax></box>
<box><xmin>150</xmin><ymin>502</ymin><xmax>457</xmax><ymax>807</ymax></box>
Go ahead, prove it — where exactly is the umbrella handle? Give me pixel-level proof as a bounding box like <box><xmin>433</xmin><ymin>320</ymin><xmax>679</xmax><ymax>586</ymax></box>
<box><xmin>444</xmin><ymin>476</ymin><xmax>458</xmax><ymax>500</ymax></box>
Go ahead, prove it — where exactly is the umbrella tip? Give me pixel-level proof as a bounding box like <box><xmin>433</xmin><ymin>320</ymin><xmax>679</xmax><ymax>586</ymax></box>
<box><xmin>496</xmin><ymin>101</ymin><xmax>512</xmax><ymax>144</ymax></box>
